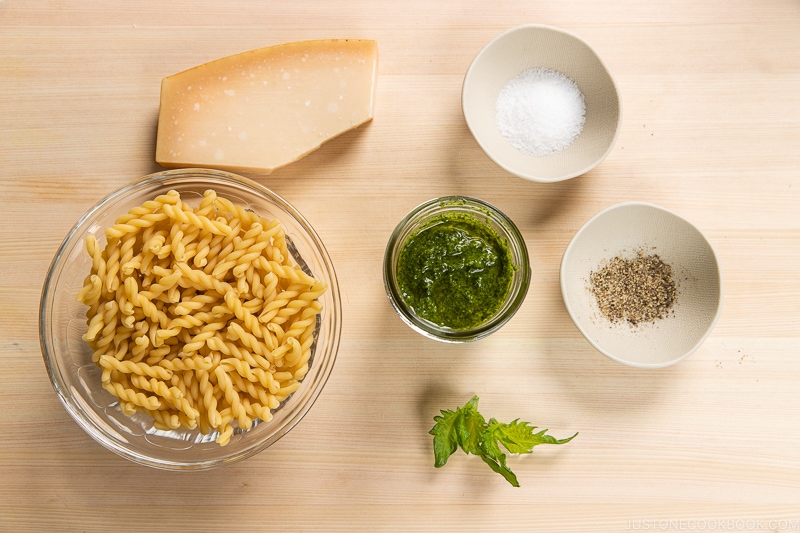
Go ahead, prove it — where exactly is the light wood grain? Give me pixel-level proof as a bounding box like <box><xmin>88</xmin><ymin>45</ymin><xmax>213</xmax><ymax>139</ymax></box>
<box><xmin>1</xmin><ymin>0</ymin><xmax>799</xmax><ymax>531</ymax></box>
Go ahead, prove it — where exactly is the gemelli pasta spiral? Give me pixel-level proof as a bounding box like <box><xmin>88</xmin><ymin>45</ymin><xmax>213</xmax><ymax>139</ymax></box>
<box><xmin>77</xmin><ymin>189</ymin><xmax>326</xmax><ymax>446</ymax></box>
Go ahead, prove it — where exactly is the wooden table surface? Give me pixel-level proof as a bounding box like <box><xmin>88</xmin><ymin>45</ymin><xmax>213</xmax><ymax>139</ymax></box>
<box><xmin>2</xmin><ymin>1</ymin><xmax>799</xmax><ymax>531</ymax></box>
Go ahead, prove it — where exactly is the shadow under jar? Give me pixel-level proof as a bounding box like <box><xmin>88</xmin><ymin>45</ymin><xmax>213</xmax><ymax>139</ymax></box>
<box><xmin>383</xmin><ymin>196</ymin><xmax>530</xmax><ymax>342</ymax></box>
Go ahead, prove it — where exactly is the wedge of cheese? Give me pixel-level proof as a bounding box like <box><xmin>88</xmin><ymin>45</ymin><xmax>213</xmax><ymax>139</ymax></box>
<box><xmin>156</xmin><ymin>39</ymin><xmax>378</xmax><ymax>174</ymax></box>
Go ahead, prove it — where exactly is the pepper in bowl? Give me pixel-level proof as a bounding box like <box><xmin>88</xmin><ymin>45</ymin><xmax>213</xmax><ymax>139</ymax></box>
<box><xmin>383</xmin><ymin>197</ymin><xmax>530</xmax><ymax>342</ymax></box>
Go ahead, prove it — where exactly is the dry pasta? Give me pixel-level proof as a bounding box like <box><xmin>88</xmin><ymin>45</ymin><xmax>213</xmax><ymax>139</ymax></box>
<box><xmin>77</xmin><ymin>189</ymin><xmax>326</xmax><ymax>446</ymax></box>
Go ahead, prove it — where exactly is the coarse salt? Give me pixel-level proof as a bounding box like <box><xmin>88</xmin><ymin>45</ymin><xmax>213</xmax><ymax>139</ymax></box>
<box><xmin>495</xmin><ymin>67</ymin><xmax>586</xmax><ymax>156</ymax></box>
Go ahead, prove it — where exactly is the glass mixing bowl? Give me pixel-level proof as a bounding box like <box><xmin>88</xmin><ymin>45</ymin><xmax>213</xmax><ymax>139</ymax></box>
<box><xmin>40</xmin><ymin>168</ymin><xmax>341</xmax><ymax>470</ymax></box>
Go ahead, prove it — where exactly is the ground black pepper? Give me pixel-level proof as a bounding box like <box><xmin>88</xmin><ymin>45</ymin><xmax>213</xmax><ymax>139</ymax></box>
<box><xmin>588</xmin><ymin>251</ymin><xmax>676</xmax><ymax>326</ymax></box>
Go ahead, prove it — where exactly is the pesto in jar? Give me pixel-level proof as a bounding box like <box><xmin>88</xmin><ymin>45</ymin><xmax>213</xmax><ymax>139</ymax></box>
<box><xmin>396</xmin><ymin>211</ymin><xmax>515</xmax><ymax>330</ymax></box>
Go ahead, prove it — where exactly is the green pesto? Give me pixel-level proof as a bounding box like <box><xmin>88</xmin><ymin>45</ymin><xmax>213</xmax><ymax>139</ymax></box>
<box><xmin>397</xmin><ymin>211</ymin><xmax>515</xmax><ymax>330</ymax></box>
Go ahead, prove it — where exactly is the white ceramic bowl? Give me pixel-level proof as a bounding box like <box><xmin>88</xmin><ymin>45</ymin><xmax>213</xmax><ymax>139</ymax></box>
<box><xmin>560</xmin><ymin>202</ymin><xmax>722</xmax><ymax>368</ymax></box>
<box><xmin>40</xmin><ymin>169</ymin><xmax>341</xmax><ymax>469</ymax></box>
<box><xmin>462</xmin><ymin>24</ymin><xmax>621</xmax><ymax>183</ymax></box>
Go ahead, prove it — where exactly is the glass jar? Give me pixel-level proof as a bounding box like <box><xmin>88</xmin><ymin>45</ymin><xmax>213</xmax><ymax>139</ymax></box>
<box><xmin>383</xmin><ymin>196</ymin><xmax>530</xmax><ymax>342</ymax></box>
